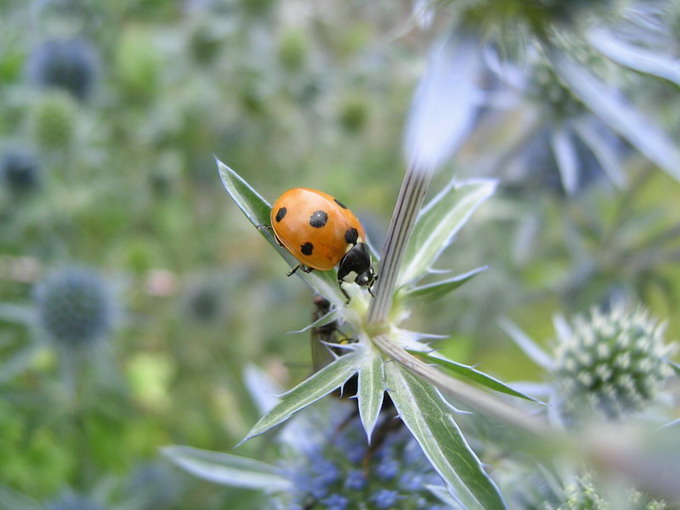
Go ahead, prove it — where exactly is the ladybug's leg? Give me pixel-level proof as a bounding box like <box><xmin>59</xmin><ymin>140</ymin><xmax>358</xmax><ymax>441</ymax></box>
<box><xmin>338</xmin><ymin>281</ymin><xmax>351</xmax><ymax>304</ymax></box>
<box><xmin>287</xmin><ymin>264</ymin><xmax>314</xmax><ymax>277</ymax></box>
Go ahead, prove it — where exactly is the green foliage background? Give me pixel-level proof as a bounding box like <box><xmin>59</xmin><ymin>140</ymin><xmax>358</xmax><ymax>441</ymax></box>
<box><xmin>0</xmin><ymin>0</ymin><xmax>679</xmax><ymax>508</ymax></box>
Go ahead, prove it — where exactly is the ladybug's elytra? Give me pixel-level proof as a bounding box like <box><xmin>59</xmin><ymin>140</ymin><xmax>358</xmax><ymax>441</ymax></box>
<box><xmin>270</xmin><ymin>188</ymin><xmax>376</xmax><ymax>302</ymax></box>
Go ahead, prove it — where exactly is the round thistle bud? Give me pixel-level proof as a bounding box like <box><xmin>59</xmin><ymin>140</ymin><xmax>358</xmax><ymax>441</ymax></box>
<box><xmin>25</xmin><ymin>38</ymin><xmax>100</xmax><ymax>102</ymax></box>
<box><xmin>547</xmin><ymin>473</ymin><xmax>668</xmax><ymax>510</ymax></box>
<box><xmin>283</xmin><ymin>416</ymin><xmax>448</xmax><ymax>509</ymax></box>
<box><xmin>278</xmin><ymin>29</ymin><xmax>308</xmax><ymax>72</ymax></box>
<box><xmin>338</xmin><ymin>96</ymin><xmax>368</xmax><ymax>134</ymax></box>
<box><xmin>183</xmin><ymin>281</ymin><xmax>224</xmax><ymax>323</ymax></box>
<box><xmin>1</xmin><ymin>149</ymin><xmax>41</xmax><ymax>194</ymax></box>
<box><xmin>554</xmin><ymin>305</ymin><xmax>675</xmax><ymax>421</ymax></box>
<box><xmin>31</xmin><ymin>92</ymin><xmax>77</xmax><ymax>150</ymax></box>
<box><xmin>34</xmin><ymin>267</ymin><xmax>115</xmax><ymax>348</ymax></box>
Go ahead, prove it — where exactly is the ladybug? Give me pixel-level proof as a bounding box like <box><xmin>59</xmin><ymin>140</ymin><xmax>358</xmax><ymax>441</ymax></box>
<box><xmin>270</xmin><ymin>188</ymin><xmax>376</xmax><ymax>302</ymax></box>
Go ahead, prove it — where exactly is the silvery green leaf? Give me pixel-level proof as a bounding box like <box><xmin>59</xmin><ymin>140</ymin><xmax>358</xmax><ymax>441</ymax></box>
<box><xmin>0</xmin><ymin>485</ymin><xmax>40</xmax><ymax>510</ymax></box>
<box><xmin>550</xmin><ymin>126</ymin><xmax>578</xmax><ymax>195</ymax></box>
<box><xmin>357</xmin><ymin>351</ymin><xmax>385</xmax><ymax>442</ymax></box>
<box><xmin>289</xmin><ymin>309</ymin><xmax>339</xmax><ymax>334</ymax></box>
<box><xmin>385</xmin><ymin>362</ymin><xmax>506</xmax><ymax>510</ymax></box>
<box><xmin>404</xmin><ymin>32</ymin><xmax>482</xmax><ymax>170</ymax></box>
<box><xmin>548</xmin><ymin>50</ymin><xmax>680</xmax><ymax>181</ymax></box>
<box><xmin>427</xmin><ymin>484</ymin><xmax>465</xmax><ymax>509</ymax></box>
<box><xmin>587</xmin><ymin>28</ymin><xmax>680</xmax><ymax>86</ymax></box>
<box><xmin>660</xmin><ymin>418</ymin><xmax>680</xmax><ymax>429</ymax></box>
<box><xmin>669</xmin><ymin>361</ymin><xmax>680</xmax><ymax>377</ymax></box>
<box><xmin>240</xmin><ymin>351</ymin><xmax>361</xmax><ymax>443</ymax></box>
<box><xmin>243</xmin><ymin>364</ymin><xmax>283</xmax><ymax>414</ymax></box>
<box><xmin>0</xmin><ymin>304</ymin><xmax>36</xmax><ymax>325</ymax></box>
<box><xmin>401</xmin><ymin>266</ymin><xmax>487</xmax><ymax>303</ymax></box>
<box><xmin>216</xmin><ymin>159</ymin><xmax>344</xmax><ymax>307</ymax></box>
<box><xmin>411</xmin><ymin>351</ymin><xmax>542</xmax><ymax>403</ymax></box>
<box><xmin>0</xmin><ymin>343</ymin><xmax>41</xmax><ymax>385</ymax></box>
<box><xmin>552</xmin><ymin>313</ymin><xmax>573</xmax><ymax>344</ymax></box>
<box><xmin>162</xmin><ymin>446</ymin><xmax>290</xmax><ymax>491</ymax></box>
<box><xmin>398</xmin><ymin>178</ymin><xmax>496</xmax><ymax>286</ymax></box>
<box><xmin>499</xmin><ymin>318</ymin><xmax>555</xmax><ymax>370</ymax></box>
<box><xmin>572</xmin><ymin>118</ymin><xmax>626</xmax><ymax>188</ymax></box>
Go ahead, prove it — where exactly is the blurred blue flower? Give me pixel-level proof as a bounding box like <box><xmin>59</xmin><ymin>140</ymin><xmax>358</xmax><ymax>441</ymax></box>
<box><xmin>34</xmin><ymin>267</ymin><xmax>116</xmax><ymax>348</ymax></box>
<box><xmin>25</xmin><ymin>37</ymin><xmax>100</xmax><ymax>101</ymax></box>
<box><xmin>1</xmin><ymin>148</ymin><xmax>41</xmax><ymax>195</ymax></box>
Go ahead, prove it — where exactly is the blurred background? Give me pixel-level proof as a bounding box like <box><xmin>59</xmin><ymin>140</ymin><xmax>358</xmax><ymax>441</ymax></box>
<box><xmin>0</xmin><ymin>0</ymin><xmax>679</xmax><ymax>508</ymax></box>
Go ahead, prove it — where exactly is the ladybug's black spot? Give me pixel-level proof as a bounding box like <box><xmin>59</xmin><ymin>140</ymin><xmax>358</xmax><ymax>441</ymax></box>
<box><xmin>300</xmin><ymin>242</ymin><xmax>314</xmax><ymax>256</ymax></box>
<box><xmin>345</xmin><ymin>227</ymin><xmax>358</xmax><ymax>245</ymax></box>
<box><xmin>309</xmin><ymin>210</ymin><xmax>328</xmax><ymax>228</ymax></box>
<box><xmin>334</xmin><ymin>198</ymin><xmax>348</xmax><ymax>209</ymax></box>
<box><xmin>275</xmin><ymin>207</ymin><xmax>287</xmax><ymax>222</ymax></box>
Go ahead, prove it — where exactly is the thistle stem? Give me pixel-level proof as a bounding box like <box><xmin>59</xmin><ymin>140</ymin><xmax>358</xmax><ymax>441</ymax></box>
<box><xmin>367</xmin><ymin>165</ymin><xmax>432</xmax><ymax>324</ymax></box>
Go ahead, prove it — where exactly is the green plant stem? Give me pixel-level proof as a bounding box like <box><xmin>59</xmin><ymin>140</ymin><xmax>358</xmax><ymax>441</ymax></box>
<box><xmin>367</xmin><ymin>165</ymin><xmax>432</xmax><ymax>324</ymax></box>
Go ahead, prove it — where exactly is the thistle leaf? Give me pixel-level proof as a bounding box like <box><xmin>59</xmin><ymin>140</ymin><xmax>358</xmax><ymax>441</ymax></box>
<box><xmin>0</xmin><ymin>485</ymin><xmax>40</xmax><ymax>510</ymax></box>
<box><xmin>0</xmin><ymin>343</ymin><xmax>41</xmax><ymax>385</ymax></box>
<box><xmin>240</xmin><ymin>351</ymin><xmax>361</xmax><ymax>443</ymax></box>
<box><xmin>385</xmin><ymin>362</ymin><xmax>506</xmax><ymax>510</ymax></box>
<box><xmin>499</xmin><ymin>318</ymin><xmax>555</xmax><ymax>371</ymax></box>
<box><xmin>216</xmin><ymin>159</ymin><xmax>343</xmax><ymax>306</ymax></box>
<box><xmin>499</xmin><ymin>319</ymin><xmax>555</xmax><ymax>370</ymax></box>
<box><xmin>571</xmin><ymin>118</ymin><xmax>626</xmax><ymax>188</ymax></box>
<box><xmin>587</xmin><ymin>28</ymin><xmax>680</xmax><ymax>86</ymax></box>
<box><xmin>162</xmin><ymin>446</ymin><xmax>290</xmax><ymax>491</ymax></box>
<box><xmin>548</xmin><ymin>50</ymin><xmax>680</xmax><ymax>181</ymax></box>
<box><xmin>550</xmin><ymin>126</ymin><xmax>578</xmax><ymax>195</ymax></box>
<box><xmin>357</xmin><ymin>351</ymin><xmax>385</xmax><ymax>442</ymax></box>
<box><xmin>401</xmin><ymin>266</ymin><xmax>487</xmax><ymax>303</ymax></box>
<box><xmin>398</xmin><ymin>178</ymin><xmax>496</xmax><ymax>286</ymax></box>
<box><xmin>410</xmin><ymin>350</ymin><xmax>542</xmax><ymax>403</ymax></box>
<box><xmin>669</xmin><ymin>361</ymin><xmax>680</xmax><ymax>378</ymax></box>
<box><xmin>404</xmin><ymin>32</ymin><xmax>482</xmax><ymax>170</ymax></box>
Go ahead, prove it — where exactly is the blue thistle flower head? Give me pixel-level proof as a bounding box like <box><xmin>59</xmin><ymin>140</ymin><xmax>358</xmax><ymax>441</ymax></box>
<box><xmin>34</xmin><ymin>267</ymin><xmax>116</xmax><ymax>348</ymax></box>
<box><xmin>284</xmin><ymin>414</ymin><xmax>447</xmax><ymax>509</ymax></box>
<box><xmin>26</xmin><ymin>37</ymin><xmax>100</xmax><ymax>101</ymax></box>
<box><xmin>1</xmin><ymin>148</ymin><xmax>41</xmax><ymax>194</ymax></box>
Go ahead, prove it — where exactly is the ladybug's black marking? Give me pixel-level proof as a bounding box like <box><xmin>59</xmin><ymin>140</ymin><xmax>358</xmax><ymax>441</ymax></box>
<box><xmin>334</xmin><ymin>198</ymin><xmax>348</xmax><ymax>209</ymax></box>
<box><xmin>345</xmin><ymin>227</ymin><xmax>359</xmax><ymax>245</ymax></box>
<box><xmin>309</xmin><ymin>210</ymin><xmax>328</xmax><ymax>228</ymax></box>
<box><xmin>275</xmin><ymin>207</ymin><xmax>287</xmax><ymax>222</ymax></box>
<box><xmin>301</xmin><ymin>242</ymin><xmax>314</xmax><ymax>256</ymax></box>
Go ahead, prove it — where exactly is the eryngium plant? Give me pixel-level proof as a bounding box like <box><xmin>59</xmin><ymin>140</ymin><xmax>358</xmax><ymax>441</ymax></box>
<box><xmin>166</xmin><ymin>36</ymin><xmax>556</xmax><ymax>510</ymax></box>
<box><xmin>34</xmin><ymin>267</ymin><xmax>115</xmax><ymax>348</ymax></box>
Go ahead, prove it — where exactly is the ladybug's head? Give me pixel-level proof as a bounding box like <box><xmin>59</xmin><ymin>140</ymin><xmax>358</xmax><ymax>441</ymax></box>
<box><xmin>338</xmin><ymin>242</ymin><xmax>376</xmax><ymax>298</ymax></box>
<box><xmin>354</xmin><ymin>265</ymin><xmax>375</xmax><ymax>289</ymax></box>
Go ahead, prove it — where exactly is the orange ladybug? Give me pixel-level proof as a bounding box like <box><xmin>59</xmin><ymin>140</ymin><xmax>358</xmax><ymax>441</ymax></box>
<box><xmin>270</xmin><ymin>188</ymin><xmax>376</xmax><ymax>302</ymax></box>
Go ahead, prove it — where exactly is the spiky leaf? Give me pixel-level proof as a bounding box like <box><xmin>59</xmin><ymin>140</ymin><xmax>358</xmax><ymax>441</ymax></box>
<box><xmin>410</xmin><ymin>351</ymin><xmax>542</xmax><ymax>403</ymax></box>
<box><xmin>401</xmin><ymin>266</ymin><xmax>487</xmax><ymax>303</ymax></box>
<box><xmin>398</xmin><ymin>178</ymin><xmax>496</xmax><ymax>286</ymax></box>
<box><xmin>216</xmin><ymin>159</ymin><xmax>343</xmax><ymax>306</ymax></box>
<box><xmin>588</xmin><ymin>28</ymin><xmax>680</xmax><ymax>86</ymax></box>
<box><xmin>357</xmin><ymin>351</ymin><xmax>385</xmax><ymax>442</ymax></box>
<box><xmin>548</xmin><ymin>50</ymin><xmax>680</xmax><ymax>181</ymax></box>
<box><xmin>163</xmin><ymin>446</ymin><xmax>290</xmax><ymax>491</ymax></box>
<box><xmin>240</xmin><ymin>351</ymin><xmax>361</xmax><ymax>443</ymax></box>
<box><xmin>385</xmin><ymin>362</ymin><xmax>506</xmax><ymax>510</ymax></box>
